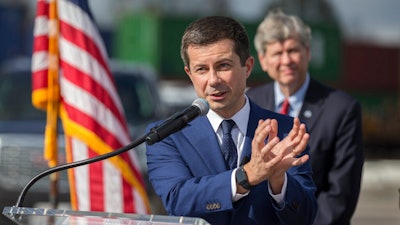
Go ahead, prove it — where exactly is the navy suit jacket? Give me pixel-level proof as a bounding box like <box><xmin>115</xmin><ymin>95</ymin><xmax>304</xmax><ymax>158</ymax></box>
<box><xmin>146</xmin><ymin>100</ymin><xmax>317</xmax><ymax>225</ymax></box>
<box><xmin>247</xmin><ymin>78</ymin><xmax>364</xmax><ymax>225</ymax></box>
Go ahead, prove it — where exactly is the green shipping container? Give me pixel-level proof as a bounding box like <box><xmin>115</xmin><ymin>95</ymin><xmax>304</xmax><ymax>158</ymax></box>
<box><xmin>113</xmin><ymin>12</ymin><xmax>341</xmax><ymax>83</ymax></box>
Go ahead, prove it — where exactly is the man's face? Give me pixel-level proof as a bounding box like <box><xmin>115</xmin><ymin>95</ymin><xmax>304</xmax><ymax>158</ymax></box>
<box><xmin>258</xmin><ymin>38</ymin><xmax>310</xmax><ymax>91</ymax></box>
<box><xmin>184</xmin><ymin>39</ymin><xmax>254</xmax><ymax>118</ymax></box>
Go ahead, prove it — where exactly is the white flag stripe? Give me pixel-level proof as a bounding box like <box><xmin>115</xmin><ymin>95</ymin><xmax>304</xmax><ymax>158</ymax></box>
<box><xmin>104</xmin><ymin>161</ymin><xmax>123</xmax><ymax>212</ymax></box>
<box><xmin>31</xmin><ymin>51</ymin><xmax>49</xmax><ymax>73</ymax></box>
<box><xmin>59</xmin><ymin>36</ymin><xmax>125</xmax><ymax>115</ymax></box>
<box><xmin>134</xmin><ymin>189</ymin><xmax>147</xmax><ymax>214</ymax></box>
<box><xmin>33</xmin><ymin>16</ymin><xmax>49</xmax><ymax>37</ymax></box>
<box><xmin>60</xmin><ymin>75</ymin><xmax>131</xmax><ymax>145</ymax></box>
<box><xmin>71</xmin><ymin>137</ymin><xmax>90</xmax><ymax>211</ymax></box>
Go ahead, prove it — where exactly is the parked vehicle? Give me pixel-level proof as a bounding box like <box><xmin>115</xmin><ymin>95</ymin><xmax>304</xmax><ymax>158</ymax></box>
<box><xmin>0</xmin><ymin>57</ymin><xmax>167</xmax><ymax>224</ymax></box>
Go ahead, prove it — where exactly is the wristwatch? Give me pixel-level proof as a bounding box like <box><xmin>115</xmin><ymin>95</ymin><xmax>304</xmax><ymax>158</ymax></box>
<box><xmin>236</xmin><ymin>166</ymin><xmax>252</xmax><ymax>190</ymax></box>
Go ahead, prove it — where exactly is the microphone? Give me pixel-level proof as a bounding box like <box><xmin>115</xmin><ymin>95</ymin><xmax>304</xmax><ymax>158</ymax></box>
<box><xmin>146</xmin><ymin>98</ymin><xmax>209</xmax><ymax>145</ymax></box>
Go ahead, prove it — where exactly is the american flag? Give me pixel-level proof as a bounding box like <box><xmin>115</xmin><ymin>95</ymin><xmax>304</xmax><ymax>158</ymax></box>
<box><xmin>31</xmin><ymin>0</ymin><xmax>150</xmax><ymax>213</ymax></box>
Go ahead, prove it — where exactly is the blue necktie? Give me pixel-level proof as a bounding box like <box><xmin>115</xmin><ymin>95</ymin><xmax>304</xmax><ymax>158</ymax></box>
<box><xmin>220</xmin><ymin>119</ymin><xmax>238</xmax><ymax>169</ymax></box>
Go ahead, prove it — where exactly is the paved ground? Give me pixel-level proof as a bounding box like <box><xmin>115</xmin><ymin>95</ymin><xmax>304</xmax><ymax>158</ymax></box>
<box><xmin>352</xmin><ymin>159</ymin><xmax>400</xmax><ymax>225</ymax></box>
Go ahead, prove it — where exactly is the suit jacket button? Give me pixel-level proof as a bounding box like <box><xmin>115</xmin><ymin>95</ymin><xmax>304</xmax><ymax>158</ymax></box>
<box><xmin>292</xmin><ymin>201</ymin><xmax>299</xmax><ymax>209</ymax></box>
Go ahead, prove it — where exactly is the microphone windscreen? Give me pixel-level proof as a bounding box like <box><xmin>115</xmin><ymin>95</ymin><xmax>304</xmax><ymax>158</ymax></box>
<box><xmin>192</xmin><ymin>98</ymin><xmax>209</xmax><ymax>116</ymax></box>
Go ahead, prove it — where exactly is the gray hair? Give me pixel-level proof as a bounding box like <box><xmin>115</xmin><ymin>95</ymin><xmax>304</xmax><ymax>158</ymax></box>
<box><xmin>254</xmin><ymin>10</ymin><xmax>311</xmax><ymax>54</ymax></box>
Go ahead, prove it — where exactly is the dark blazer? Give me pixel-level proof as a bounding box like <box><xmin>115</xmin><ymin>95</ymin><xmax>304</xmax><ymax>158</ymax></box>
<box><xmin>146</xmin><ymin>100</ymin><xmax>317</xmax><ymax>225</ymax></box>
<box><xmin>246</xmin><ymin>78</ymin><xmax>364</xmax><ymax>225</ymax></box>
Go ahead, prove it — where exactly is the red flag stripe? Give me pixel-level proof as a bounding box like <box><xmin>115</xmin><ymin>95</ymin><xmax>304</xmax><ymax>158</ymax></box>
<box><xmin>63</xmin><ymin>102</ymin><xmax>144</xmax><ymax>180</ymax></box>
<box><xmin>32</xmin><ymin>36</ymin><xmax>49</xmax><ymax>52</ymax></box>
<box><xmin>122</xmin><ymin>179</ymin><xmax>135</xmax><ymax>212</ymax></box>
<box><xmin>60</xmin><ymin>61</ymin><xmax>127</xmax><ymax>133</ymax></box>
<box><xmin>88</xmin><ymin>149</ymin><xmax>105</xmax><ymax>211</ymax></box>
<box><xmin>58</xmin><ymin>37</ymin><xmax>126</xmax><ymax>120</ymax></box>
<box><xmin>35</xmin><ymin>0</ymin><xmax>49</xmax><ymax>17</ymax></box>
<box><xmin>31</xmin><ymin>0</ymin><xmax>49</xmax><ymax>105</ymax></box>
<box><xmin>57</xmin><ymin>0</ymin><xmax>109</xmax><ymax>69</ymax></box>
<box><xmin>60</xmin><ymin>76</ymin><xmax>131</xmax><ymax>147</ymax></box>
<box><xmin>57</xmin><ymin>0</ymin><xmax>125</xmax><ymax>121</ymax></box>
<box><xmin>62</xmin><ymin>108</ymin><xmax>144</xmax><ymax>179</ymax></box>
<box><xmin>60</xmin><ymin>104</ymin><xmax>148</xmax><ymax>211</ymax></box>
<box><xmin>59</xmin><ymin>20</ymin><xmax>111</xmax><ymax>80</ymax></box>
<box><xmin>63</xmin><ymin>103</ymin><xmax>123</xmax><ymax>149</ymax></box>
<box><xmin>32</xmin><ymin>70</ymin><xmax>48</xmax><ymax>90</ymax></box>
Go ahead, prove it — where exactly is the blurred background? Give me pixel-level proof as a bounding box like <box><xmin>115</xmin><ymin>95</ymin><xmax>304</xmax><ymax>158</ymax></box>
<box><xmin>0</xmin><ymin>0</ymin><xmax>399</xmax><ymax>224</ymax></box>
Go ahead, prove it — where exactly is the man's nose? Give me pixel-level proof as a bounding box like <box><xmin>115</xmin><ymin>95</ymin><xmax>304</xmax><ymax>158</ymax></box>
<box><xmin>208</xmin><ymin>69</ymin><xmax>220</xmax><ymax>85</ymax></box>
<box><xmin>280</xmin><ymin>52</ymin><xmax>292</xmax><ymax>64</ymax></box>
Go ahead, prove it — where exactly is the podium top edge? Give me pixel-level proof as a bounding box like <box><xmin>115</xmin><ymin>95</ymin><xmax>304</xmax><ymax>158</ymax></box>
<box><xmin>2</xmin><ymin>206</ymin><xmax>211</xmax><ymax>225</ymax></box>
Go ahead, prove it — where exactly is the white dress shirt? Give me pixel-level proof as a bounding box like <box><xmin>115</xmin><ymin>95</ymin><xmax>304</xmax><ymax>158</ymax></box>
<box><xmin>274</xmin><ymin>74</ymin><xmax>310</xmax><ymax>117</ymax></box>
<box><xmin>207</xmin><ymin>96</ymin><xmax>286</xmax><ymax>204</ymax></box>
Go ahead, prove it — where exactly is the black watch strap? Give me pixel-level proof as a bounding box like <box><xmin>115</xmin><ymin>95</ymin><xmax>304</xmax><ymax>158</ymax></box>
<box><xmin>236</xmin><ymin>166</ymin><xmax>252</xmax><ymax>190</ymax></box>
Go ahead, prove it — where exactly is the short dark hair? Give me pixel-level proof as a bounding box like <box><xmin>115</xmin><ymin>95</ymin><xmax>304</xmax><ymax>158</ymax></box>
<box><xmin>180</xmin><ymin>16</ymin><xmax>250</xmax><ymax>68</ymax></box>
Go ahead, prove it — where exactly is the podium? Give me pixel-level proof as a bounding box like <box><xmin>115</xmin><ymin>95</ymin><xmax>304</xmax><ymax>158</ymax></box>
<box><xmin>2</xmin><ymin>206</ymin><xmax>211</xmax><ymax>225</ymax></box>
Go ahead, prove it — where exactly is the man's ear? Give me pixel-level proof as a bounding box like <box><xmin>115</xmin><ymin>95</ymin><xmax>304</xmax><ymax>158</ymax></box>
<box><xmin>306</xmin><ymin>46</ymin><xmax>311</xmax><ymax>63</ymax></box>
<box><xmin>245</xmin><ymin>56</ymin><xmax>255</xmax><ymax>78</ymax></box>
<box><xmin>257</xmin><ymin>52</ymin><xmax>268</xmax><ymax>72</ymax></box>
<box><xmin>184</xmin><ymin>66</ymin><xmax>193</xmax><ymax>80</ymax></box>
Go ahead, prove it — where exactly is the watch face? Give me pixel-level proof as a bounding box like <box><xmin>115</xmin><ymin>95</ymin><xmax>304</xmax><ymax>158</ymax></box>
<box><xmin>236</xmin><ymin>167</ymin><xmax>251</xmax><ymax>190</ymax></box>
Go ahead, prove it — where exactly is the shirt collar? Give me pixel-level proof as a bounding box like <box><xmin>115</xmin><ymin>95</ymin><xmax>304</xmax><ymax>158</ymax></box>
<box><xmin>207</xmin><ymin>96</ymin><xmax>250</xmax><ymax>135</ymax></box>
<box><xmin>274</xmin><ymin>74</ymin><xmax>310</xmax><ymax>115</ymax></box>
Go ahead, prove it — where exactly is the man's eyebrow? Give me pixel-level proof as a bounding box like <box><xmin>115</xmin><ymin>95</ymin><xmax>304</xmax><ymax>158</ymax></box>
<box><xmin>216</xmin><ymin>58</ymin><xmax>234</xmax><ymax>64</ymax></box>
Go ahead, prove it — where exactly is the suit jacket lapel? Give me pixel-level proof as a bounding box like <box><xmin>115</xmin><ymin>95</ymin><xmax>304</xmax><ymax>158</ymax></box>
<box><xmin>299</xmin><ymin>78</ymin><xmax>326</xmax><ymax>131</ymax></box>
<box><xmin>181</xmin><ymin>102</ymin><xmax>267</xmax><ymax>171</ymax></box>
<box><xmin>179</xmin><ymin>101</ymin><xmax>279</xmax><ymax>171</ymax></box>
<box><xmin>241</xmin><ymin>101</ymin><xmax>270</xmax><ymax>164</ymax></box>
<box><xmin>182</xmin><ymin>116</ymin><xmax>228</xmax><ymax>172</ymax></box>
<box><xmin>264</xmin><ymin>83</ymin><xmax>275</xmax><ymax>110</ymax></box>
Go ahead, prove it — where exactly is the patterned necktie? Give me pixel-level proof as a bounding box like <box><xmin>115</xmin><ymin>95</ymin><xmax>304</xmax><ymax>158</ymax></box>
<box><xmin>220</xmin><ymin>119</ymin><xmax>238</xmax><ymax>169</ymax></box>
<box><xmin>280</xmin><ymin>98</ymin><xmax>290</xmax><ymax>115</ymax></box>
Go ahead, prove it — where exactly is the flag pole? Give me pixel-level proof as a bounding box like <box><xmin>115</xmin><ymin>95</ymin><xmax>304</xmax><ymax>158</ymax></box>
<box><xmin>45</xmin><ymin>0</ymin><xmax>60</xmax><ymax>209</ymax></box>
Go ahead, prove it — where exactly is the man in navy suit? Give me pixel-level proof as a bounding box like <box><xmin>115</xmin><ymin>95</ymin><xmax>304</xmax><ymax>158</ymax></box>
<box><xmin>146</xmin><ymin>16</ymin><xmax>317</xmax><ymax>225</ymax></box>
<box><xmin>247</xmin><ymin>10</ymin><xmax>364</xmax><ymax>225</ymax></box>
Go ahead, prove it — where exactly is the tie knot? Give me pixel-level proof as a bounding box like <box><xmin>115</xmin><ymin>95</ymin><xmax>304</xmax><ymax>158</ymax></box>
<box><xmin>221</xmin><ymin>119</ymin><xmax>235</xmax><ymax>135</ymax></box>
